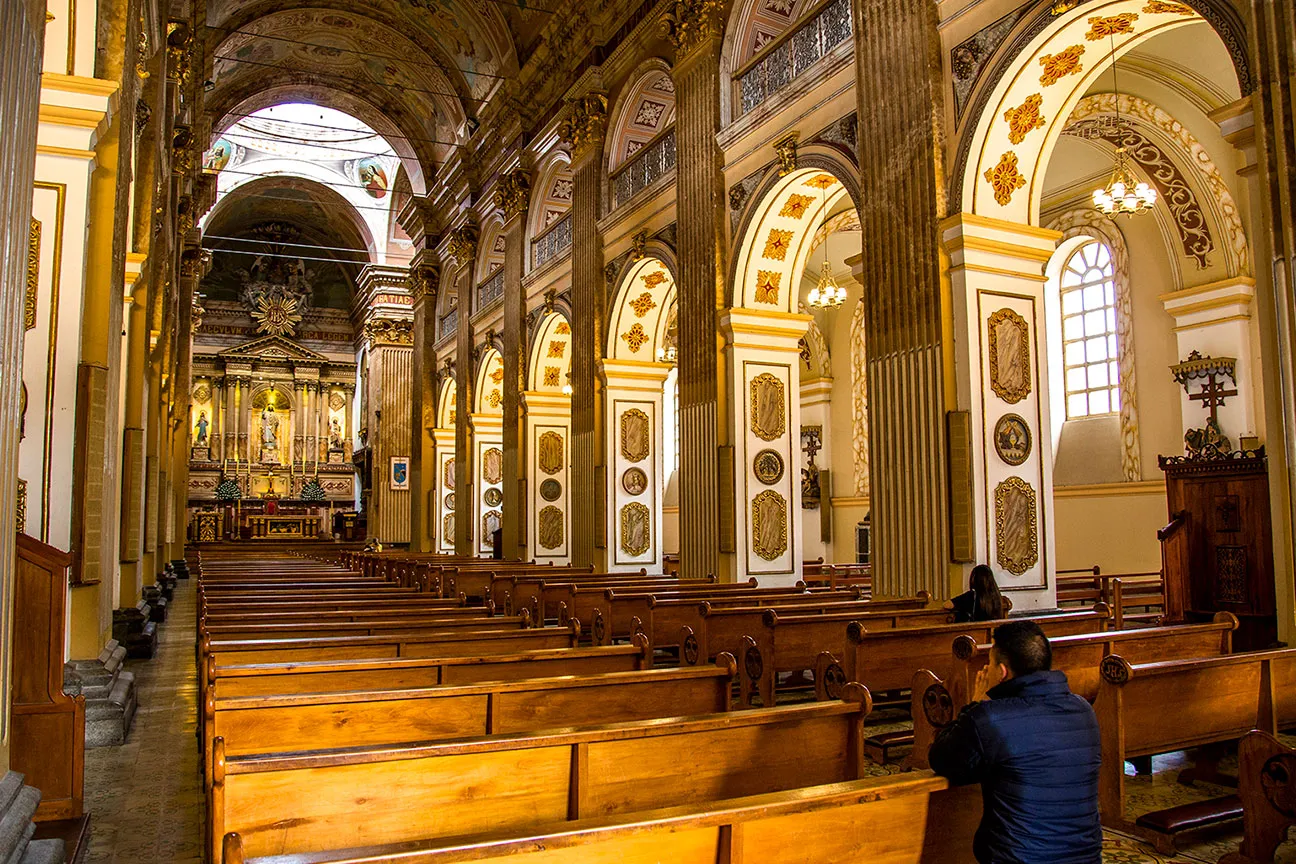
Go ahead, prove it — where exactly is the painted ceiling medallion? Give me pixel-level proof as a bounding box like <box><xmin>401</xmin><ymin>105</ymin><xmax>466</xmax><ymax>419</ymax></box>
<box><xmin>1003</xmin><ymin>94</ymin><xmax>1046</xmax><ymax>145</ymax></box>
<box><xmin>803</xmin><ymin>174</ymin><xmax>836</xmax><ymax>189</ymax></box>
<box><xmin>555</xmin><ymin>321</ymin><xmax>571</xmax><ymax>335</ymax></box>
<box><xmin>629</xmin><ymin>292</ymin><xmax>658</xmax><ymax>317</ymax></box>
<box><xmin>543</xmin><ymin>366</ymin><xmax>561</xmax><ymax>387</ymax></box>
<box><xmin>984</xmin><ymin>152</ymin><xmax>1027</xmax><ymax>206</ymax></box>
<box><xmin>1039</xmin><ymin>45</ymin><xmax>1085</xmax><ymax>87</ymax></box>
<box><xmin>755</xmin><ymin>270</ymin><xmax>781</xmax><ymax>304</ymax></box>
<box><xmin>548</xmin><ymin>340</ymin><xmax>566</xmax><ymax>358</ymax></box>
<box><xmin>1085</xmin><ymin>13</ymin><xmax>1138</xmax><ymax>40</ymax></box>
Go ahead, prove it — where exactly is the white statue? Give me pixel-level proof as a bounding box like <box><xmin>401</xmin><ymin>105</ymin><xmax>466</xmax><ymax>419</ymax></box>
<box><xmin>261</xmin><ymin>404</ymin><xmax>279</xmax><ymax>453</ymax></box>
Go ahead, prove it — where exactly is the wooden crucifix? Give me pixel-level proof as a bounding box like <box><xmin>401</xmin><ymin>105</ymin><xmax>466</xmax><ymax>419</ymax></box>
<box><xmin>1187</xmin><ymin>372</ymin><xmax>1238</xmax><ymax>423</ymax></box>
<box><xmin>1171</xmin><ymin>351</ymin><xmax>1239</xmax><ymax>424</ymax></box>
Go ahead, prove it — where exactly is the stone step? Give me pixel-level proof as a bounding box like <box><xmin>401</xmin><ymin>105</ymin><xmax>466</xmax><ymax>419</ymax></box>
<box><xmin>0</xmin><ymin>777</ymin><xmax>40</xmax><ymax>864</ymax></box>
<box><xmin>19</xmin><ymin>839</ymin><xmax>65</xmax><ymax>864</ymax></box>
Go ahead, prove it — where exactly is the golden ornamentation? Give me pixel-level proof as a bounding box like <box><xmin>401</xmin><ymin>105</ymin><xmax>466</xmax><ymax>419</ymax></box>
<box><xmin>442</xmin><ymin>513</ymin><xmax>454</xmax><ymax>541</ymax></box>
<box><xmin>621</xmin><ymin>323</ymin><xmax>649</xmax><ymax>353</ymax></box>
<box><xmin>629</xmin><ymin>292</ymin><xmax>658</xmax><ymax>317</ymax></box>
<box><xmin>994</xmin><ymin>476</ymin><xmax>1039</xmax><ymax>576</ymax></box>
<box><xmin>994</xmin><ymin>414</ymin><xmax>1033</xmax><ymax>467</ymax></box>
<box><xmin>487</xmin><ymin>389</ymin><xmax>502</xmax><ymax>408</ymax></box>
<box><xmin>762</xmin><ymin>229</ymin><xmax>794</xmax><ymax>261</ymax></box>
<box><xmin>446</xmin><ymin>223</ymin><xmax>479</xmax><ymax>265</ymax></box>
<box><xmin>751</xmin><ymin>489</ymin><xmax>788</xmax><ymax>561</ymax></box>
<box><xmin>483</xmin><ymin>448</ymin><xmax>503</xmax><ymax>484</ymax></box>
<box><xmin>755</xmin><ymin>271</ymin><xmax>781</xmax><ymax>305</ymax></box>
<box><xmin>252</xmin><ymin>292</ymin><xmax>303</xmax><ymax>337</ymax></box>
<box><xmin>773</xmin><ymin>133</ymin><xmax>798</xmax><ymax>176</ymax></box>
<box><xmin>547</xmin><ymin>340</ymin><xmax>566</xmax><ymax>359</ymax></box>
<box><xmin>1039</xmin><ymin>45</ymin><xmax>1085</xmax><ymax>86</ymax></box>
<box><xmin>1049</xmin><ymin>1</ymin><xmax>1080</xmax><ymax>14</ymax></box>
<box><xmin>630</xmin><ymin>230</ymin><xmax>648</xmax><ymax>261</ymax></box>
<box><xmin>191</xmin><ymin>295</ymin><xmax>205</xmax><ymax>333</ymax></box>
<box><xmin>620</xmin><ymin>502</ymin><xmax>651</xmax><ymax>557</ymax></box>
<box><xmin>543</xmin><ymin>366</ymin><xmax>561</xmax><ymax>387</ymax></box>
<box><xmin>364</xmin><ymin>317</ymin><xmax>414</xmax><ymax>346</ymax></box>
<box><xmin>25</xmin><ymin>219</ymin><xmax>39</xmax><ymax>331</ymax></box>
<box><xmin>803</xmin><ymin>174</ymin><xmax>837</xmax><ymax>190</ymax></box>
<box><xmin>620</xmin><ymin>408</ymin><xmax>650</xmax><ymax>462</ymax></box>
<box><xmin>778</xmin><ymin>194</ymin><xmax>814</xmax><ymax>219</ymax></box>
<box><xmin>490</xmin><ymin>367</ymin><xmax>505</xmax><ymax>384</ymax></box>
<box><xmin>749</xmin><ymin>373</ymin><xmax>786</xmax><ymax>441</ymax></box>
<box><xmin>641</xmin><ymin>271</ymin><xmax>667</xmax><ymax>289</ymax></box>
<box><xmin>1085</xmin><ymin>13</ymin><xmax>1138</xmax><ymax>40</ymax></box>
<box><xmin>622</xmin><ymin>467</ymin><xmax>648</xmax><ymax>496</ymax></box>
<box><xmin>407</xmin><ymin>266</ymin><xmax>440</xmax><ymax>303</ymax></box>
<box><xmin>192</xmin><ymin>382</ymin><xmax>211</xmax><ymax>403</ymax></box>
<box><xmin>1003</xmin><ymin>94</ymin><xmax>1046</xmax><ymax>145</ymax></box>
<box><xmin>444</xmin><ymin>458</ymin><xmax>456</xmax><ymax>490</ymax></box>
<box><xmin>555</xmin><ymin>321</ymin><xmax>571</xmax><ymax>335</ymax></box>
<box><xmin>538</xmin><ymin>431</ymin><xmax>564</xmax><ymax>475</ymax></box>
<box><xmin>753</xmin><ymin>449</ymin><xmax>785</xmax><ymax>485</ymax></box>
<box><xmin>558</xmin><ymin>93</ymin><xmax>609</xmax><ymax>158</ymax></box>
<box><xmin>661</xmin><ymin>0</ymin><xmax>724</xmax><ymax>55</ymax></box>
<box><xmin>987</xmin><ymin>308</ymin><xmax>1032</xmax><ymax>405</ymax></box>
<box><xmin>538</xmin><ymin>506</ymin><xmax>564</xmax><ymax>550</ymax></box>
<box><xmin>16</xmin><ymin>479</ymin><xmax>27</xmax><ymax>535</ymax></box>
<box><xmin>494</xmin><ymin>168</ymin><xmax>531</xmax><ymax>220</ymax></box>
<box><xmin>984</xmin><ymin>152</ymin><xmax>1027</xmax><ymax>206</ymax></box>
<box><xmin>329</xmin><ymin>391</ymin><xmax>346</xmax><ymax>411</ymax></box>
<box><xmin>482</xmin><ymin>510</ymin><xmax>502</xmax><ymax>543</ymax></box>
<box><xmin>136</xmin><ymin>29</ymin><xmax>150</xmax><ymax>79</ymax></box>
<box><xmin>1142</xmin><ymin>1</ymin><xmax>1193</xmax><ymax>14</ymax></box>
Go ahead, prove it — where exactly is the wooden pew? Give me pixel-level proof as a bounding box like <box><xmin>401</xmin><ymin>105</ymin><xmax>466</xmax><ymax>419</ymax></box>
<box><xmin>1096</xmin><ymin>648</ymin><xmax>1296</xmax><ymax>850</ymax></box>
<box><xmin>197</xmin><ymin>612</ymin><xmax>532</xmax><ymax>643</ymax></box>
<box><xmin>204</xmin><ymin>658</ymin><xmax>739</xmax><ymax>789</ymax></box>
<box><xmin>208</xmin><ymin>691</ymin><xmax>874</xmax><ymax>863</ymax></box>
<box><xmin>1219</xmin><ymin>730</ymin><xmax>1296</xmax><ymax>864</ymax></box>
<box><xmin>206</xmin><ymin>637</ymin><xmax>654</xmax><ymax>698</ymax></box>
<box><xmin>907</xmin><ymin>614</ymin><xmax>1238</xmax><ymax>770</ymax></box>
<box><xmin>219</xmin><ymin>772</ymin><xmax>949</xmax><ymax>864</ymax></box>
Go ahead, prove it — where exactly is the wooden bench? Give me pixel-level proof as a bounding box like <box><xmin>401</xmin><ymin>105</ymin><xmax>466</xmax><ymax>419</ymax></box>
<box><xmin>219</xmin><ymin>771</ymin><xmax>949</xmax><ymax>864</ymax></box>
<box><xmin>208</xmin><ymin>691</ymin><xmax>874</xmax><ymax>863</ymax></box>
<box><xmin>1218</xmin><ymin>730</ymin><xmax>1296</xmax><ymax>864</ymax></box>
<box><xmin>204</xmin><ymin>658</ymin><xmax>739</xmax><ymax>791</ymax></box>
<box><xmin>907</xmin><ymin>614</ymin><xmax>1238</xmax><ymax>770</ymax></box>
<box><xmin>198</xmin><ymin>612</ymin><xmax>532</xmax><ymax>643</ymax></box>
<box><xmin>1096</xmin><ymin>647</ymin><xmax>1296</xmax><ymax>851</ymax></box>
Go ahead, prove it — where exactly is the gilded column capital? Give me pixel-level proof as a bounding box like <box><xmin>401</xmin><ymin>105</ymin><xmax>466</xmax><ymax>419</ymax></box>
<box><xmin>446</xmin><ymin>223</ymin><xmax>479</xmax><ymax>267</ymax></box>
<box><xmin>661</xmin><ymin>0</ymin><xmax>724</xmax><ymax>57</ymax></box>
<box><xmin>494</xmin><ymin>169</ymin><xmax>532</xmax><ymax>222</ymax></box>
<box><xmin>773</xmin><ymin>133</ymin><xmax>799</xmax><ymax>176</ymax></box>
<box><xmin>364</xmin><ymin>317</ymin><xmax>415</xmax><ymax>347</ymax></box>
<box><xmin>558</xmin><ymin>94</ymin><xmax>608</xmax><ymax>160</ymax></box>
<box><xmin>407</xmin><ymin>265</ymin><xmax>441</xmax><ymax>304</ymax></box>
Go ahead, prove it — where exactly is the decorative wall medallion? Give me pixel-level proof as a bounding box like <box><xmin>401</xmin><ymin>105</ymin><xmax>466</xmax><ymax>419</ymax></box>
<box><xmin>483</xmin><ymin>448</ymin><xmax>503</xmax><ymax>484</ymax></box>
<box><xmin>749</xmin><ymin>373</ymin><xmax>786</xmax><ymax>441</ymax></box>
<box><xmin>1003</xmin><ymin>94</ymin><xmax>1045</xmax><ymax>145</ymax></box>
<box><xmin>543</xmin><ymin>366</ymin><xmax>560</xmax><ymax>387</ymax></box>
<box><xmin>751</xmin><ymin>489</ymin><xmax>788</xmax><ymax>561</ymax></box>
<box><xmin>444</xmin><ymin>458</ymin><xmax>456</xmax><ymax>490</ymax></box>
<box><xmin>444</xmin><ymin>492</ymin><xmax>455</xmax><ymax>511</ymax></box>
<box><xmin>443</xmin><ymin>513</ymin><xmax>454</xmax><ymax>539</ymax></box>
<box><xmin>987</xmin><ymin>308</ymin><xmax>1031</xmax><ymax>404</ymax></box>
<box><xmin>762</xmin><ymin>229</ymin><xmax>793</xmax><ymax>261</ymax></box>
<box><xmin>994</xmin><ymin>476</ymin><xmax>1039</xmax><ymax>576</ymax></box>
<box><xmin>620</xmin><ymin>502</ymin><xmax>651</xmax><ymax>557</ymax></box>
<box><xmin>483</xmin><ymin>510</ymin><xmax>502</xmax><ymax>543</ymax></box>
<box><xmin>329</xmin><ymin>391</ymin><xmax>346</xmax><ymax>411</ymax></box>
<box><xmin>754</xmin><ymin>270</ymin><xmax>781</xmax><ymax>304</ymax></box>
<box><xmin>538</xmin><ymin>431</ymin><xmax>564</xmax><ymax>475</ymax></box>
<box><xmin>629</xmin><ymin>292</ymin><xmax>657</xmax><ymax>317</ymax></box>
<box><xmin>487</xmin><ymin>389</ymin><xmax>502</xmax><ymax>409</ymax></box>
<box><xmin>1085</xmin><ymin>13</ymin><xmax>1137</xmax><ymax>40</ymax></box>
<box><xmin>778</xmin><ymin>193</ymin><xmax>813</xmax><ymax>219</ymax></box>
<box><xmin>984</xmin><ymin>152</ymin><xmax>1027</xmax><ymax>206</ymax></box>
<box><xmin>620</xmin><ymin>322</ymin><xmax>649</xmax><ymax>353</ymax></box>
<box><xmin>622</xmin><ymin>467</ymin><xmax>648</xmax><ymax>496</ymax></box>
<box><xmin>753</xmin><ymin>449</ymin><xmax>785</xmax><ymax>485</ymax></box>
<box><xmin>1038</xmin><ymin>44</ymin><xmax>1085</xmax><ymax>87</ymax></box>
<box><xmin>620</xmin><ymin>408</ymin><xmax>650</xmax><ymax>462</ymax></box>
<box><xmin>192</xmin><ymin>382</ymin><xmax>211</xmax><ymax>404</ymax></box>
<box><xmin>538</xmin><ymin>506</ymin><xmax>564</xmax><ymax>550</ymax></box>
<box><xmin>993</xmin><ymin>414</ymin><xmax>1032</xmax><ymax>466</ymax></box>
<box><xmin>540</xmin><ymin>478</ymin><xmax>562</xmax><ymax>502</ymax></box>
<box><xmin>547</xmin><ymin>340</ymin><xmax>566</xmax><ymax>358</ymax></box>
<box><xmin>555</xmin><ymin>321</ymin><xmax>571</xmax><ymax>334</ymax></box>
<box><xmin>1214</xmin><ymin>545</ymin><xmax>1247</xmax><ymax>604</ymax></box>
<box><xmin>484</xmin><ymin>487</ymin><xmax>503</xmax><ymax>507</ymax></box>
<box><xmin>641</xmin><ymin>270</ymin><xmax>667</xmax><ymax>289</ymax></box>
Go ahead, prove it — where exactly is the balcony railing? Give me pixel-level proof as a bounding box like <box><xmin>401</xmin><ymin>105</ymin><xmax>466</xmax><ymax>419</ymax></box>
<box><xmin>532</xmin><ymin>212</ymin><xmax>572</xmax><ymax>269</ymax></box>
<box><xmin>610</xmin><ymin>127</ymin><xmax>677</xmax><ymax>210</ymax></box>
<box><xmin>735</xmin><ymin>0</ymin><xmax>852</xmax><ymax>117</ymax></box>
<box><xmin>477</xmin><ymin>269</ymin><xmax>504</xmax><ymax>310</ymax></box>
<box><xmin>439</xmin><ymin>308</ymin><xmax>458</xmax><ymax>340</ymax></box>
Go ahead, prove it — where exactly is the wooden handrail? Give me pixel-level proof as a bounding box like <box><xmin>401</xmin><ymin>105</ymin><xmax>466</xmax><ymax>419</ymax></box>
<box><xmin>1157</xmin><ymin>510</ymin><xmax>1188</xmax><ymax>541</ymax></box>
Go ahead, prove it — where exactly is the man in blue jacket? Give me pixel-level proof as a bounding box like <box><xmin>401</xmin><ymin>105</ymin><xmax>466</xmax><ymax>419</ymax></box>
<box><xmin>928</xmin><ymin>620</ymin><xmax>1102</xmax><ymax>864</ymax></box>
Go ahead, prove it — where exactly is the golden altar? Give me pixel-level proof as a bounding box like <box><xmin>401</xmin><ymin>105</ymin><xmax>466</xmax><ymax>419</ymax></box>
<box><xmin>246</xmin><ymin>515</ymin><xmax>320</xmax><ymax>540</ymax></box>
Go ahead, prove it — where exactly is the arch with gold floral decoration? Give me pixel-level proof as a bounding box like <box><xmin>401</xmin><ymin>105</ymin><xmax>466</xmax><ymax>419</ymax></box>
<box><xmin>473</xmin><ymin>348</ymin><xmax>504</xmax><ymax>415</ymax></box>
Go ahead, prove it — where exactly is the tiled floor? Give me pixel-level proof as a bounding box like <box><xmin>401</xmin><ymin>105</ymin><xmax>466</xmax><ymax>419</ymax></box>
<box><xmin>82</xmin><ymin>580</ymin><xmax>203</xmax><ymax>864</ymax></box>
<box><xmin>73</xmin><ymin>580</ymin><xmax>1293</xmax><ymax>864</ymax></box>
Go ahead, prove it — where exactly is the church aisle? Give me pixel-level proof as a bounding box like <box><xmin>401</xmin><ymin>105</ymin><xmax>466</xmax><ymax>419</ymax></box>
<box><xmin>83</xmin><ymin>581</ymin><xmax>203</xmax><ymax>864</ymax></box>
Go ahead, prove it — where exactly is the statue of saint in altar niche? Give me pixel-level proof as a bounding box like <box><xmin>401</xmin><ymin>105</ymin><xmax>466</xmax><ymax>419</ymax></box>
<box><xmin>194</xmin><ymin>411</ymin><xmax>209</xmax><ymax>448</ymax></box>
<box><xmin>260</xmin><ymin>404</ymin><xmax>280</xmax><ymax>459</ymax></box>
<box><xmin>328</xmin><ymin>417</ymin><xmax>345</xmax><ymax>452</ymax></box>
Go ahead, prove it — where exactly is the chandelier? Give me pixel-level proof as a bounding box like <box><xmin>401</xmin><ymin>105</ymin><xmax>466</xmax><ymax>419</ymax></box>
<box><xmin>656</xmin><ymin>346</ymin><xmax>677</xmax><ymax>364</ymax></box>
<box><xmin>808</xmin><ymin>260</ymin><xmax>847</xmax><ymax>308</ymax></box>
<box><xmin>1092</xmin><ymin>36</ymin><xmax>1156</xmax><ymax>217</ymax></box>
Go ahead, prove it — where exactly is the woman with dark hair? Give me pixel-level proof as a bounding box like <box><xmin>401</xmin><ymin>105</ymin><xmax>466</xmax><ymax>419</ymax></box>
<box><xmin>945</xmin><ymin>564</ymin><xmax>1005</xmax><ymax>622</ymax></box>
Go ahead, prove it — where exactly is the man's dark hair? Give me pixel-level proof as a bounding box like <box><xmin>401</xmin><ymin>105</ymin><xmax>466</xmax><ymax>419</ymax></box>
<box><xmin>991</xmin><ymin>620</ymin><xmax>1052</xmax><ymax>677</ymax></box>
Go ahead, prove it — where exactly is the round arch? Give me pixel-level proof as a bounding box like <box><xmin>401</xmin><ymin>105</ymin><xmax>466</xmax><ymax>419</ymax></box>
<box><xmin>605</xmin><ymin>60</ymin><xmax>677</xmax><ymax>177</ymax></box>
<box><xmin>437</xmin><ymin>377</ymin><xmax>457</xmax><ymax>429</ymax></box>
<box><xmin>606</xmin><ymin>255</ymin><xmax>679</xmax><ymax>361</ymax></box>
<box><xmin>527</xmin><ymin>312</ymin><xmax>573</xmax><ymax>392</ymax></box>
<box><xmin>526</xmin><ymin>151</ymin><xmax>573</xmax><ymax>272</ymax></box>
<box><xmin>476</xmin><ymin>216</ymin><xmax>507</xmax><ymax>290</ymax></box>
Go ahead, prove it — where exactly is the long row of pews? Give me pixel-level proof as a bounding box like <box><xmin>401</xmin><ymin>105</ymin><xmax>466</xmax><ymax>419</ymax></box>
<box><xmin>193</xmin><ymin>547</ymin><xmax>1296</xmax><ymax>863</ymax></box>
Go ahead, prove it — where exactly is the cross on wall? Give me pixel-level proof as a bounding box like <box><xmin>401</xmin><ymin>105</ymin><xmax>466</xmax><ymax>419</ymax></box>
<box><xmin>1188</xmin><ymin>374</ymin><xmax>1238</xmax><ymax>424</ymax></box>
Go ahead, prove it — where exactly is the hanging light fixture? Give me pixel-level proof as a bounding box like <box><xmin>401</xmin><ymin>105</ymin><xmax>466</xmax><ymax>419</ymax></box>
<box><xmin>1092</xmin><ymin>35</ymin><xmax>1156</xmax><ymax>217</ymax></box>
<box><xmin>656</xmin><ymin>346</ymin><xmax>677</xmax><ymax>364</ymax></box>
<box><xmin>807</xmin><ymin>184</ymin><xmax>847</xmax><ymax>309</ymax></box>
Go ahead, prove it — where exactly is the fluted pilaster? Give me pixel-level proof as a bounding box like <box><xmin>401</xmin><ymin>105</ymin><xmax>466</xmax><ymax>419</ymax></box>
<box><xmin>409</xmin><ymin>262</ymin><xmax>440</xmax><ymax>551</ymax></box>
<box><xmin>449</xmin><ymin>225</ymin><xmax>478</xmax><ymax>555</ymax></box>
<box><xmin>497</xmin><ymin>169</ymin><xmax>530</xmax><ymax>561</ymax></box>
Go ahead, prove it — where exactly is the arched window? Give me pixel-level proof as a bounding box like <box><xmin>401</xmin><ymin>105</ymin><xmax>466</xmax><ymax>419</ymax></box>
<box><xmin>1059</xmin><ymin>240</ymin><xmax>1120</xmax><ymax>418</ymax></box>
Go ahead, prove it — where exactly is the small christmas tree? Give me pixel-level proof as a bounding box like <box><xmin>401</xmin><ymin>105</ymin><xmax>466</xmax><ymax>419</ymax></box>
<box><xmin>300</xmin><ymin>478</ymin><xmax>326</xmax><ymax>502</ymax></box>
<box><xmin>215</xmin><ymin>476</ymin><xmax>242</xmax><ymax>501</ymax></box>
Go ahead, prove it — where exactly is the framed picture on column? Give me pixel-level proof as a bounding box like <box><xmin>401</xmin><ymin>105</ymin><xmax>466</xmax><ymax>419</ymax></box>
<box><xmin>390</xmin><ymin>457</ymin><xmax>410</xmax><ymax>490</ymax></box>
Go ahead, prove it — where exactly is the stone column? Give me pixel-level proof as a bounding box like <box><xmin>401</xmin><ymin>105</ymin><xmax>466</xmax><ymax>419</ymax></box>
<box><xmin>854</xmin><ymin>0</ymin><xmax>952</xmax><ymax>598</ymax></box>
<box><xmin>448</xmin><ymin>225</ymin><xmax>478</xmax><ymax>555</ymax></box>
<box><xmin>559</xmin><ymin>96</ymin><xmax>608</xmax><ymax>569</ymax></box>
<box><xmin>118</xmin><ymin>282</ymin><xmax>149</xmax><ymax>606</ymax></box>
<box><xmin>496</xmin><ymin>169</ymin><xmax>531</xmax><ymax>561</ymax></box>
<box><xmin>664</xmin><ymin>4</ymin><xmax>725</xmax><ymax>580</ymax></box>
<box><xmin>363</xmin><ymin>316</ymin><xmax>415</xmax><ymax>545</ymax></box>
<box><xmin>211</xmin><ymin>378</ymin><xmax>224</xmax><ymax>462</ymax></box>
<box><xmin>293</xmin><ymin>380</ymin><xmax>307</xmax><ymax>466</ymax></box>
<box><xmin>409</xmin><ymin>260</ymin><xmax>440</xmax><ymax>551</ymax></box>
